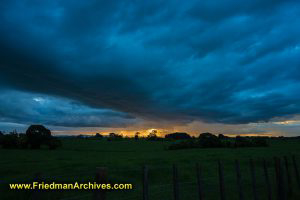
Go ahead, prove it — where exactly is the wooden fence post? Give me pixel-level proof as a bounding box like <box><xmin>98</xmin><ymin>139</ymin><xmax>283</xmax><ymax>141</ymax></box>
<box><xmin>250</xmin><ymin>159</ymin><xmax>258</xmax><ymax>200</ymax></box>
<box><xmin>279</xmin><ymin>157</ymin><xmax>286</xmax><ymax>200</ymax></box>
<box><xmin>173</xmin><ymin>164</ymin><xmax>180</xmax><ymax>200</ymax></box>
<box><xmin>274</xmin><ymin>157</ymin><xmax>285</xmax><ymax>200</ymax></box>
<box><xmin>263</xmin><ymin>159</ymin><xmax>272</xmax><ymax>200</ymax></box>
<box><xmin>218</xmin><ymin>160</ymin><xmax>226</xmax><ymax>200</ymax></box>
<box><xmin>94</xmin><ymin>167</ymin><xmax>107</xmax><ymax>200</ymax></box>
<box><xmin>143</xmin><ymin>165</ymin><xmax>149</xmax><ymax>200</ymax></box>
<box><xmin>274</xmin><ymin>157</ymin><xmax>280</xmax><ymax>200</ymax></box>
<box><xmin>284</xmin><ymin>156</ymin><xmax>292</xmax><ymax>197</ymax></box>
<box><xmin>235</xmin><ymin>159</ymin><xmax>244</xmax><ymax>200</ymax></box>
<box><xmin>196</xmin><ymin>163</ymin><xmax>203</xmax><ymax>200</ymax></box>
<box><xmin>292</xmin><ymin>155</ymin><xmax>300</xmax><ymax>188</ymax></box>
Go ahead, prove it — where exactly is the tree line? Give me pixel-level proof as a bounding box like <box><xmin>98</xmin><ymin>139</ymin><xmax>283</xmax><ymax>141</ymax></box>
<box><xmin>2</xmin><ymin>127</ymin><xmax>295</xmax><ymax>150</ymax></box>
<box><xmin>0</xmin><ymin>125</ymin><xmax>61</xmax><ymax>149</ymax></box>
<box><xmin>79</xmin><ymin>131</ymin><xmax>271</xmax><ymax>149</ymax></box>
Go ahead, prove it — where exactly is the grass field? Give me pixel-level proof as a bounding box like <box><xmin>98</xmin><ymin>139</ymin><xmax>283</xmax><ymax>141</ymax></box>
<box><xmin>1</xmin><ymin>138</ymin><xmax>300</xmax><ymax>200</ymax></box>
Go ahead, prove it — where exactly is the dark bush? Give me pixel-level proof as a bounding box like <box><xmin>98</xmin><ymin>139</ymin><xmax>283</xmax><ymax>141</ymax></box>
<box><xmin>169</xmin><ymin>133</ymin><xmax>223</xmax><ymax>150</ymax></box>
<box><xmin>1</xmin><ymin>133</ymin><xmax>19</xmax><ymax>149</ymax></box>
<box><xmin>0</xmin><ymin>133</ymin><xmax>28</xmax><ymax>149</ymax></box>
<box><xmin>198</xmin><ymin>132</ymin><xmax>223</xmax><ymax>148</ymax></box>
<box><xmin>168</xmin><ymin>133</ymin><xmax>268</xmax><ymax>150</ymax></box>
<box><xmin>234</xmin><ymin>136</ymin><xmax>253</xmax><ymax>147</ymax></box>
<box><xmin>17</xmin><ymin>134</ymin><xmax>28</xmax><ymax>149</ymax></box>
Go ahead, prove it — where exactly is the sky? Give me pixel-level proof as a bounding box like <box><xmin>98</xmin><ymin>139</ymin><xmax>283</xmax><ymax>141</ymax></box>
<box><xmin>1</xmin><ymin>0</ymin><xmax>300</xmax><ymax>136</ymax></box>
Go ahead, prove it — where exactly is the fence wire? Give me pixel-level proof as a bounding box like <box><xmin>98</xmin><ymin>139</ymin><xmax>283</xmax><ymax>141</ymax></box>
<box><xmin>1</xmin><ymin>155</ymin><xmax>299</xmax><ymax>200</ymax></box>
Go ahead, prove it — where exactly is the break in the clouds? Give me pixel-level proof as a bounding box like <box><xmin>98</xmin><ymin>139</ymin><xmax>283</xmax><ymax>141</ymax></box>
<box><xmin>0</xmin><ymin>0</ymin><xmax>300</xmax><ymax>134</ymax></box>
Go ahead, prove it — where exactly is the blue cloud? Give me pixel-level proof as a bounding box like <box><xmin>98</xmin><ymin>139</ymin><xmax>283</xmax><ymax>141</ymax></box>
<box><xmin>0</xmin><ymin>0</ymin><xmax>300</xmax><ymax>128</ymax></box>
<box><xmin>0</xmin><ymin>90</ymin><xmax>136</xmax><ymax>127</ymax></box>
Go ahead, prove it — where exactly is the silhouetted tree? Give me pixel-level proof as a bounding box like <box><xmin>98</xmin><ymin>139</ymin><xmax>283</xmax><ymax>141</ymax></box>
<box><xmin>95</xmin><ymin>133</ymin><xmax>103</xmax><ymax>138</ymax></box>
<box><xmin>165</xmin><ymin>132</ymin><xmax>191</xmax><ymax>140</ymax></box>
<box><xmin>218</xmin><ymin>134</ymin><xmax>229</xmax><ymax>139</ymax></box>
<box><xmin>134</xmin><ymin>132</ymin><xmax>140</xmax><ymax>140</ymax></box>
<box><xmin>109</xmin><ymin>133</ymin><xmax>116</xmax><ymax>138</ymax></box>
<box><xmin>234</xmin><ymin>136</ymin><xmax>252</xmax><ymax>147</ymax></box>
<box><xmin>169</xmin><ymin>133</ymin><xmax>269</xmax><ymax>150</ymax></box>
<box><xmin>0</xmin><ymin>127</ymin><xmax>61</xmax><ymax>150</ymax></box>
<box><xmin>198</xmin><ymin>132</ymin><xmax>222</xmax><ymax>148</ymax></box>
<box><xmin>108</xmin><ymin>132</ymin><xmax>123</xmax><ymax>141</ymax></box>
<box><xmin>26</xmin><ymin>125</ymin><xmax>52</xmax><ymax>149</ymax></box>
<box><xmin>109</xmin><ymin>133</ymin><xmax>122</xmax><ymax>138</ymax></box>
<box><xmin>147</xmin><ymin>130</ymin><xmax>161</xmax><ymax>141</ymax></box>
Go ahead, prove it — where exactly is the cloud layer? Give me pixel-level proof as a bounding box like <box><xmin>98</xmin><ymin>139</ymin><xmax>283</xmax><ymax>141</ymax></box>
<box><xmin>0</xmin><ymin>0</ymin><xmax>300</xmax><ymax>131</ymax></box>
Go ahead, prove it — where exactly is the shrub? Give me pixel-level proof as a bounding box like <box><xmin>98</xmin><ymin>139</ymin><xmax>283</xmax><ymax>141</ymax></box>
<box><xmin>1</xmin><ymin>134</ymin><xmax>19</xmax><ymax>149</ymax></box>
<box><xmin>234</xmin><ymin>136</ymin><xmax>253</xmax><ymax>147</ymax></box>
<box><xmin>17</xmin><ymin>134</ymin><xmax>28</xmax><ymax>149</ymax></box>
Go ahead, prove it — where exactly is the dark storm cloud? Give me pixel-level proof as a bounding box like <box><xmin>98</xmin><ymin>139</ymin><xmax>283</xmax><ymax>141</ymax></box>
<box><xmin>0</xmin><ymin>90</ymin><xmax>136</xmax><ymax>127</ymax></box>
<box><xmin>0</xmin><ymin>0</ymin><xmax>300</xmax><ymax>127</ymax></box>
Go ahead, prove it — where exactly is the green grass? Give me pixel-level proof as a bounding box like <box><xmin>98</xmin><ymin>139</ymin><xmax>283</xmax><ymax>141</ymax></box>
<box><xmin>0</xmin><ymin>138</ymin><xmax>300</xmax><ymax>200</ymax></box>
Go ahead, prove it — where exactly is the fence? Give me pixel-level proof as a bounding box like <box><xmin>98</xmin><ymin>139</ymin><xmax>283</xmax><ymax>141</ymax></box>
<box><xmin>1</xmin><ymin>155</ymin><xmax>299</xmax><ymax>200</ymax></box>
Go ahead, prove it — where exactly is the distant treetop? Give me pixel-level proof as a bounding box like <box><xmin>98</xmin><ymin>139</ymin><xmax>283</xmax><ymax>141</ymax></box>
<box><xmin>165</xmin><ymin>132</ymin><xmax>191</xmax><ymax>140</ymax></box>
